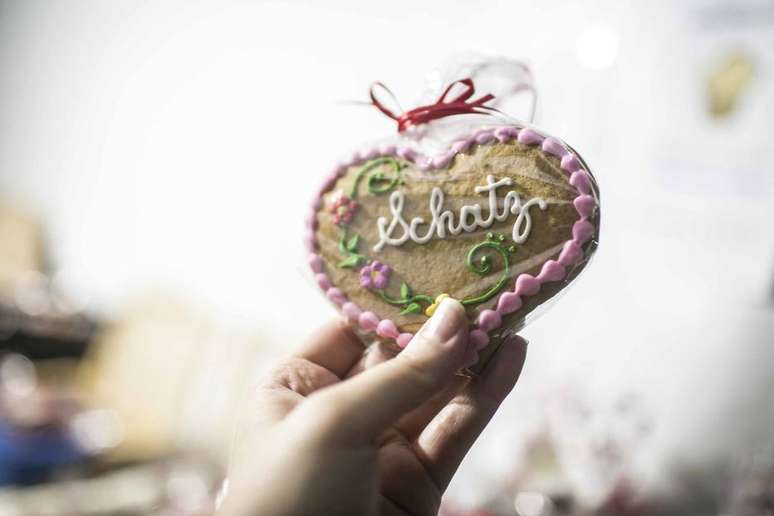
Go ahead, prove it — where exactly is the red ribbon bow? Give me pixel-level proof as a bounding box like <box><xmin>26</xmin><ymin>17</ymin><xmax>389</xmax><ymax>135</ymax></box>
<box><xmin>370</xmin><ymin>78</ymin><xmax>496</xmax><ymax>133</ymax></box>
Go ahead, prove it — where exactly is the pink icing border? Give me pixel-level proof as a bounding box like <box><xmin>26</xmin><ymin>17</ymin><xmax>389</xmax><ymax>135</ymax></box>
<box><xmin>304</xmin><ymin>126</ymin><xmax>597</xmax><ymax>350</ymax></box>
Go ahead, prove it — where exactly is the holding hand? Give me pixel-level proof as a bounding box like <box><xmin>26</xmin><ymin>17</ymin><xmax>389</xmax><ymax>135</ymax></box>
<box><xmin>221</xmin><ymin>298</ymin><xmax>527</xmax><ymax>516</ymax></box>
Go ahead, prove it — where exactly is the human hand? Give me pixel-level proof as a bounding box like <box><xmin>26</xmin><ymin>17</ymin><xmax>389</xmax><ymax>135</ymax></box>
<box><xmin>220</xmin><ymin>298</ymin><xmax>527</xmax><ymax>516</ymax></box>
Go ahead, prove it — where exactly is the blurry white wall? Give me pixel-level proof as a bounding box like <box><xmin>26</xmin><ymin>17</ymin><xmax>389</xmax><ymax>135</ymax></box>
<box><xmin>2</xmin><ymin>0</ymin><xmax>774</xmax><ymax>502</ymax></box>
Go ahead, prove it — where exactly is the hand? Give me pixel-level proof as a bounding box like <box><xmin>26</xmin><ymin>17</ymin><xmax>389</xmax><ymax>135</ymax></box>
<box><xmin>220</xmin><ymin>298</ymin><xmax>527</xmax><ymax>516</ymax></box>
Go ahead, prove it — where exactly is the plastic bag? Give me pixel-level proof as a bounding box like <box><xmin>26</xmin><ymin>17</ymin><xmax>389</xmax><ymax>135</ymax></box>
<box><xmin>304</xmin><ymin>57</ymin><xmax>600</xmax><ymax>369</ymax></box>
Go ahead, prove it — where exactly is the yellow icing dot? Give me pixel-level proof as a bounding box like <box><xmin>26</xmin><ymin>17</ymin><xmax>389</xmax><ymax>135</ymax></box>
<box><xmin>424</xmin><ymin>293</ymin><xmax>450</xmax><ymax>317</ymax></box>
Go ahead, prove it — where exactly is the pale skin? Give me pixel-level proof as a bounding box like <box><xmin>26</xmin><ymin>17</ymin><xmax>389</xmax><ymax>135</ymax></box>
<box><xmin>220</xmin><ymin>298</ymin><xmax>528</xmax><ymax>516</ymax></box>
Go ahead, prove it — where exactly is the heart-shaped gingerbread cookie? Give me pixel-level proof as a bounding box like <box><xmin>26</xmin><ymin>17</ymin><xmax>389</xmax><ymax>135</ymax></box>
<box><xmin>305</xmin><ymin>125</ymin><xmax>599</xmax><ymax>352</ymax></box>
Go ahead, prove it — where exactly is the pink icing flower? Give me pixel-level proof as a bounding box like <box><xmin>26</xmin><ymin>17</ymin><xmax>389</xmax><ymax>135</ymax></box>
<box><xmin>359</xmin><ymin>261</ymin><xmax>391</xmax><ymax>289</ymax></box>
<box><xmin>328</xmin><ymin>192</ymin><xmax>358</xmax><ymax>226</ymax></box>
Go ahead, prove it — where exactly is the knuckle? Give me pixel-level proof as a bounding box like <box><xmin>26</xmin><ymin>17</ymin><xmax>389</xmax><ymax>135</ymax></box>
<box><xmin>404</xmin><ymin>332</ymin><xmax>442</xmax><ymax>355</ymax></box>
<box><xmin>394</xmin><ymin>353</ymin><xmax>440</xmax><ymax>392</ymax></box>
<box><xmin>302</xmin><ymin>391</ymin><xmax>348</xmax><ymax>427</ymax></box>
<box><xmin>472</xmin><ymin>384</ymin><xmax>508</xmax><ymax>413</ymax></box>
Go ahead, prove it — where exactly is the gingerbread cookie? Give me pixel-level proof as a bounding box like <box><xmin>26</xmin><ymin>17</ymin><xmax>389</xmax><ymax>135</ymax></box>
<box><xmin>305</xmin><ymin>123</ymin><xmax>600</xmax><ymax>354</ymax></box>
<box><xmin>306</xmin><ymin>71</ymin><xmax>599</xmax><ymax>358</ymax></box>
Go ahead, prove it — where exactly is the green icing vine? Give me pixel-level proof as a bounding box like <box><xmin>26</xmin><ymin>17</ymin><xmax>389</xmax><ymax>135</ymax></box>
<box><xmin>460</xmin><ymin>233</ymin><xmax>514</xmax><ymax>306</ymax></box>
<box><xmin>349</xmin><ymin>157</ymin><xmax>404</xmax><ymax>197</ymax></box>
<box><xmin>375</xmin><ymin>286</ymin><xmax>434</xmax><ymax>316</ymax></box>
<box><xmin>337</xmin><ymin>227</ymin><xmax>367</xmax><ymax>268</ymax></box>
<box><xmin>330</xmin><ymin>158</ymin><xmax>515</xmax><ymax>319</ymax></box>
<box><xmin>336</xmin><ymin>157</ymin><xmax>404</xmax><ymax>269</ymax></box>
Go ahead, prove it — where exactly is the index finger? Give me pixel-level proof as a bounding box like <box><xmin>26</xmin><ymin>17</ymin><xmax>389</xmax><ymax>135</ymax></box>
<box><xmin>416</xmin><ymin>334</ymin><xmax>528</xmax><ymax>490</ymax></box>
<box><xmin>295</xmin><ymin>319</ymin><xmax>366</xmax><ymax>378</ymax></box>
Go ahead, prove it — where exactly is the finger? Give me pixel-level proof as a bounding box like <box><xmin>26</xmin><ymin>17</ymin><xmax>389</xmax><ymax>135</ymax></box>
<box><xmin>306</xmin><ymin>298</ymin><xmax>470</xmax><ymax>441</ymax></box>
<box><xmin>378</xmin><ymin>434</ymin><xmax>443</xmax><ymax>516</ymax></box>
<box><xmin>262</xmin><ymin>357</ymin><xmax>341</xmax><ymax>396</ymax></box>
<box><xmin>250</xmin><ymin>357</ymin><xmax>344</xmax><ymax>429</ymax></box>
<box><xmin>344</xmin><ymin>339</ymin><xmax>398</xmax><ymax>379</ymax></box>
<box><xmin>416</xmin><ymin>334</ymin><xmax>527</xmax><ymax>490</ymax></box>
<box><xmin>393</xmin><ymin>375</ymin><xmax>469</xmax><ymax>439</ymax></box>
<box><xmin>294</xmin><ymin>319</ymin><xmax>365</xmax><ymax>378</ymax></box>
<box><xmin>238</xmin><ymin>322</ymin><xmax>367</xmax><ymax>455</ymax></box>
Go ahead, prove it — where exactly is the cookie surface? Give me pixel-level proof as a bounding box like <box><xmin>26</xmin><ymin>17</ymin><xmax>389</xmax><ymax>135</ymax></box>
<box><xmin>305</xmin><ymin>126</ymin><xmax>599</xmax><ymax>351</ymax></box>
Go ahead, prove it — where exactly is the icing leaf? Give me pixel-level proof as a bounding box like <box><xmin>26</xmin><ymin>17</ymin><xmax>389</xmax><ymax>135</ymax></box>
<box><xmin>399</xmin><ymin>302</ymin><xmax>422</xmax><ymax>315</ymax></box>
<box><xmin>400</xmin><ymin>282</ymin><xmax>411</xmax><ymax>299</ymax></box>
<box><xmin>338</xmin><ymin>255</ymin><xmax>362</xmax><ymax>268</ymax></box>
<box><xmin>346</xmin><ymin>234</ymin><xmax>360</xmax><ymax>252</ymax></box>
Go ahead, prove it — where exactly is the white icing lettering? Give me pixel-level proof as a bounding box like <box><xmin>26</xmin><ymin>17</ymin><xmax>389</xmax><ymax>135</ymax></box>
<box><xmin>373</xmin><ymin>175</ymin><xmax>547</xmax><ymax>252</ymax></box>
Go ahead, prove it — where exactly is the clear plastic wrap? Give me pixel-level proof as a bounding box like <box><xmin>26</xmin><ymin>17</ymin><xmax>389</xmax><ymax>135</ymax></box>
<box><xmin>304</xmin><ymin>58</ymin><xmax>600</xmax><ymax>369</ymax></box>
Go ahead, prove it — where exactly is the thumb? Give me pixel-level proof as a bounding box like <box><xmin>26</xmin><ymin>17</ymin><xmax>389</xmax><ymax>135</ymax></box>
<box><xmin>306</xmin><ymin>298</ymin><xmax>470</xmax><ymax>441</ymax></box>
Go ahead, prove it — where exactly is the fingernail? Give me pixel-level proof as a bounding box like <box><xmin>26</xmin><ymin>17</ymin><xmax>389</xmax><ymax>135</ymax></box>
<box><xmin>503</xmin><ymin>334</ymin><xmax>528</xmax><ymax>347</ymax></box>
<box><xmin>421</xmin><ymin>297</ymin><xmax>465</xmax><ymax>343</ymax></box>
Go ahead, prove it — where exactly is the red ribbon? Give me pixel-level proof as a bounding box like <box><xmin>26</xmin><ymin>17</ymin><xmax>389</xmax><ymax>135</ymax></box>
<box><xmin>370</xmin><ymin>78</ymin><xmax>496</xmax><ymax>133</ymax></box>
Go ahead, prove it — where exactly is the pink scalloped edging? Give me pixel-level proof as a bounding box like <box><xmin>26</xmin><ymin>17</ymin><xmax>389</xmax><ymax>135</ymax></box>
<box><xmin>304</xmin><ymin>125</ymin><xmax>597</xmax><ymax>349</ymax></box>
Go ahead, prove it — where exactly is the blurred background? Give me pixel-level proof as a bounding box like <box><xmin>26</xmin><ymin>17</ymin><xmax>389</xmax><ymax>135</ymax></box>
<box><xmin>1</xmin><ymin>0</ymin><xmax>773</xmax><ymax>514</ymax></box>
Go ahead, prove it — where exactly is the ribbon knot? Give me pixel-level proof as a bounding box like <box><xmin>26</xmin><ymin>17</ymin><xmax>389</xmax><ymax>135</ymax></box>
<box><xmin>370</xmin><ymin>78</ymin><xmax>496</xmax><ymax>133</ymax></box>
